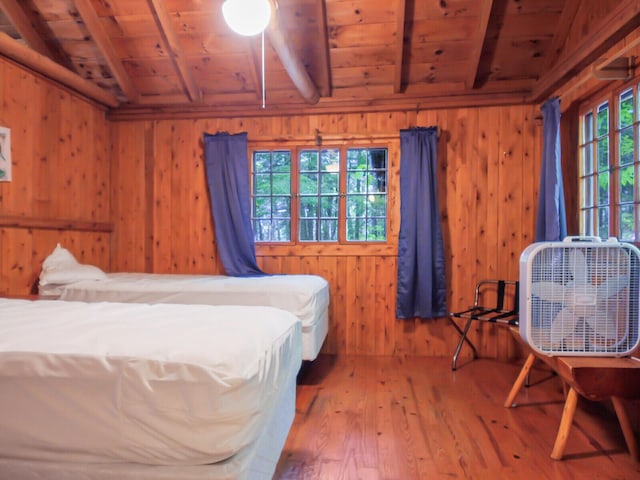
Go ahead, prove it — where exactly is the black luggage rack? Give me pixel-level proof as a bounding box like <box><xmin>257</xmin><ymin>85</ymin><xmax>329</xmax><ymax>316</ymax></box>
<box><xmin>449</xmin><ymin>279</ymin><xmax>519</xmax><ymax>370</ymax></box>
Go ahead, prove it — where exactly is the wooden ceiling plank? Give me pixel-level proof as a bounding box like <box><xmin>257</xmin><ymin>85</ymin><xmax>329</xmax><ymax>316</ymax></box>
<box><xmin>531</xmin><ymin>0</ymin><xmax>640</xmax><ymax>102</ymax></box>
<box><xmin>72</xmin><ymin>0</ymin><xmax>139</xmax><ymax>102</ymax></box>
<box><xmin>147</xmin><ymin>0</ymin><xmax>202</xmax><ymax>102</ymax></box>
<box><xmin>465</xmin><ymin>0</ymin><xmax>493</xmax><ymax>90</ymax></box>
<box><xmin>392</xmin><ymin>0</ymin><xmax>406</xmax><ymax>94</ymax></box>
<box><xmin>267</xmin><ymin>0</ymin><xmax>320</xmax><ymax>105</ymax></box>
<box><xmin>0</xmin><ymin>0</ymin><xmax>55</xmax><ymax>58</ymax></box>
<box><xmin>542</xmin><ymin>0</ymin><xmax>581</xmax><ymax>72</ymax></box>
<box><xmin>0</xmin><ymin>31</ymin><xmax>118</xmax><ymax>107</ymax></box>
<box><xmin>315</xmin><ymin>0</ymin><xmax>331</xmax><ymax>97</ymax></box>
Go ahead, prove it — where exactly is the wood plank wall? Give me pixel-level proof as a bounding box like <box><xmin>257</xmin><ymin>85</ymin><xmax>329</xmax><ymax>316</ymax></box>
<box><xmin>0</xmin><ymin>53</ymin><xmax>542</xmax><ymax>360</ymax></box>
<box><xmin>0</xmin><ymin>59</ymin><xmax>111</xmax><ymax>294</ymax></box>
<box><xmin>109</xmin><ymin>106</ymin><xmax>541</xmax><ymax>358</ymax></box>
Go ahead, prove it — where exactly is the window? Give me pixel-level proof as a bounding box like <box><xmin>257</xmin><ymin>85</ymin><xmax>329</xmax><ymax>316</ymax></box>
<box><xmin>251</xmin><ymin>145</ymin><xmax>388</xmax><ymax>243</ymax></box>
<box><xmin>579</xmin><ymin>84</ymin><xmax>640</xmax><ymax>242</ymax></box>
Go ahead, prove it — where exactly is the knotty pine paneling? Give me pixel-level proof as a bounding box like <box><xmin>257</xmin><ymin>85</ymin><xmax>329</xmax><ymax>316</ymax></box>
<box><xmin>110</xmin><ymin>106</ymin><xmax>541</xmax><ymax>358</ymax></box>
<box><xmin>0</xmin><ymin>58</ymin><xmax>111</xmax><ymax>295</ymax></box>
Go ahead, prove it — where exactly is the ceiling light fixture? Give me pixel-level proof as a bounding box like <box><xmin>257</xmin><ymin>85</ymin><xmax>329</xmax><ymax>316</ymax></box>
<box><xmin>222</xmin><ymin>0</ymin><xmax>272</xmax><ymax>37</ymax></box>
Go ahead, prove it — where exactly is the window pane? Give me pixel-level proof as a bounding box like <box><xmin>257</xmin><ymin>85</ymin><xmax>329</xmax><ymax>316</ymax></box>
<box><xmin>368</xmin><ymin>148</ymin><xmax>388</xmax><ymax>170</ymax></box>
<box><xmin>254</xmin><ymin>174</ymin><xmax>271</xmax><ymax>195</ymax></box>
<box><xmin>597</xmin><ymin>138</ymin><xmax>609</xmax><ymax>171</ymax></box>
<box><xmin>581</xmin><ymin>144</ymin><xmax>593</xmax><ymax>175</ymax></box>
<box><xmin>320</xmin><ymin>149</ymin><xmax>339</xmax><ymax>171</ymax></box>
<box><xmin>272</xmin><ymin>151</ymin><xmax>290</xmax><ymax>172</ymax></box>
<box><xmin>272</xmin><ymin>173</ymin><xmax>290</xmax><ymax>194</ymax></box>
<box><xmin>299</xmin><ymin>219</ymin><xmax>317</xmax><ymax>241</ymax></box>
<box><xmin>619</xmin><ymin>89</ymin><xmax>634</xmax><ymax>128</ymax></box>
<box><xmin>598</xmin><ymin>207</ymin><xmax>609</xmax><ymax>239</ymax></box>
<box><xmin>252</xmin><ymin>150</ymin><xmax>291</xmax><ymax>242</ymax></box>
<box><xmin>254</xmin><ymin>151</ymin><xmax>271</xmax><ymax>173</ymax></box>
<box><xmin>346</xmin><ymin>148</ymin><xmax>388</xmax><ymax>242</ymax></box>
<box><xmin>272</xmin><ymin>219</ymin><xmax>290</xmax><ymax>242</ymax></box>
<box><xmin>300</xmin><ymin>196</ymin><xmax>318</xmax><ymax>217</ymax></box>
<box><xmin>254</xmin><ymin>220</ymin><xmax>271</xmax><ymax>241</ymax></box>
<box><xmin>620</xmin><ymin>127</ymin><xmax>635</xmax><ymax>169</ymax></box>
<box><xmin>320</xmin><ymin>172</ymin><xmax>339</xmax><ymax>193</ymax></box>
<box><xmin>320</xmin><ymin>196</ymin><xmax>338</xmax><ymax>217</ymax></box>
<box><xmin>300</xmin><ymin>150</ymin><xmax>318</xmax><ymax>171</ymax></box>
<box><xmin>366</xmin><ymin>218</ymin><xmax>386</xmax><ymax>241</ymax></box>
<box><xmin>300</xmin><ymin>173</ymin><xmax>318</xmax><ymax>194</ymax></box>
<box><xmin>583</xmin><ymin>112</ymin><xmax>593</xmax><ymax>142</ymax></box>
<box><xmin>298</xmin><ymin>149</ymin><xmax>340</xmax><ymax>243</ymax></box>
<box><xmin>273</xmin><ymin>196</ymin><xmax>290</xmax><ymax>216</ymax></box>
<box><xmin>620</xmin><ymin>205</ymin><xmax>635</xmax><ymax>242</ymax></box>
<box><xmin>319</xmin><ymin>219</ymin><xmax>338</xmax><ymax>241</ymax></box>
<box><xmin>581</xmin><ymin>175</ymin><xmax>594</xmax><ymax>207</ymax></box>
<box><xmin>619</xmin><ymin>165</ymin><xmax>634</xmax><ymax>203</ymax></box>
<box><xmin>596</xmin><ymin>102</ymin><xmax>609</xmax><ymax>137</ymax></box>
<box><xmin>347</xmin><ymin>149</ymin><xmax>368</xmax><ymax>170</ymax></box>
<box><xmin>368</xmin><ymin>195</ymin><xmax>387</xmax><ymax>217</ymax></box>
<box><xmin>254</xmin><ymin>197</ymin><xmax>271</xmax><ymax>217</ymax></box>
<box><xmin>347</xmin><ymin>195</ymin><xmax>366</xmax><ymax>218</ymax></box>
<box><xmin>369</xmin><ymin>170</ymin><xmax>387</xmax><ymax>193</ymax></box>
<box><xmin>582</xmin><ymin>209</ymin><xmax>594</xmax><ymax>236</ymax></box>
<box><xmin>347</xmin><ymin>170</ymin><xmax>367</xmax><ymax>193</ymax></box>
<box><xmin>346</xmin><ymin>218</ymin><xmax>366</xmax><ymax>241</ymax></box>
<box><xmin>598</xmin><ymin>172</ymin><xmax>609</xmax><ymax>205</ymax></box>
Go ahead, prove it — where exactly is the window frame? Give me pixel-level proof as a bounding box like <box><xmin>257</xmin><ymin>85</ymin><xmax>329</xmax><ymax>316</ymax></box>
<box><xmin>578</xmin><ymin>78</ymin><xmax>640</xmax><ymax>243</ymax></box>
<box><xmin>249</xmin><ymin>142</ymin><xmax>391</xmax><ymax>246</ymax></box>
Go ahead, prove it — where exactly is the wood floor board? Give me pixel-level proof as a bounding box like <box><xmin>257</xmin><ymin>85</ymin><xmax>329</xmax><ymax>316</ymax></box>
<box><xmin>275</xmin><ymin>355</ymin><xmax>640</xmax><ymax>479</ymax></box>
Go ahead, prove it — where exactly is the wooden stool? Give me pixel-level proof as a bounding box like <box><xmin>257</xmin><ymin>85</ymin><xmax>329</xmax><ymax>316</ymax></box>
<box><xmin>505</xmin><ymin>328</ymin><xmax>640</xmax><ymax>461</ymax></box>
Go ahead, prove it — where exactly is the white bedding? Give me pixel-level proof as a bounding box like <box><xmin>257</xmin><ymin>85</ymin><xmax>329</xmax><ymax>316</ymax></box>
<box><xmin>0</xmin><ymin>298</ymin><xmax>301</xmax><ymax>471</ymax></box>
<box><xmin>41</xmin><ymin>272</ymin><xmax>329</xmax><ymax>360</ymax></box>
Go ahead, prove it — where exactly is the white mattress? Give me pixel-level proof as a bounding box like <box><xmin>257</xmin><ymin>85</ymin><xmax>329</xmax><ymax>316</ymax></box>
<box><xmin>0</xmin><ymin>299</ymin><xmax>301</xmax><ymax>472</ymax></box>
<box><xmin>40</xmin><ymin>272</ymin><xmax>330</xmax><ymax>360</ymax></box>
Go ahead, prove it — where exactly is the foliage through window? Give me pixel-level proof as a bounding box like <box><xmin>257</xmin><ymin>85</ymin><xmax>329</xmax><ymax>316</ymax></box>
<box><xmin>579</xmin><ymin>84</ymin><xmax>640</xmax><ymax>242</ymax></box>
<box><xmin>251</xmin><ymin>145</ymin><xmax>388</xmax><ymax>243</ymax></box>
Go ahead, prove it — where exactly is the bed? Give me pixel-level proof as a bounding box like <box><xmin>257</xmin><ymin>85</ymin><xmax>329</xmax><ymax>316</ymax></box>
<box><xmin>38</xmin><ymin>245</ymin><xmax>330</xmax><ymax>361</ymax></box>
<box><xmin>0</xmin><ymin>298</ymin><xmax>302</xmax><ymax>479</ymax></box>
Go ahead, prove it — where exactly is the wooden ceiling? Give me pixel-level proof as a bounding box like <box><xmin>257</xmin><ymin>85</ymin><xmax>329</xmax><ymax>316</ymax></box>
<box><xmin>0</xmin><ymin>0</ymin><xmax>638</xmax><ymax>118</ymax></box>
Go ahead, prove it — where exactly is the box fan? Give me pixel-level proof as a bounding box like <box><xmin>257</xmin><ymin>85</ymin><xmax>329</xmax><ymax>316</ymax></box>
<box><xmin>519</xmin><ymin>236</ymin><xmax>640</xmax><ymax>356</ymax></box>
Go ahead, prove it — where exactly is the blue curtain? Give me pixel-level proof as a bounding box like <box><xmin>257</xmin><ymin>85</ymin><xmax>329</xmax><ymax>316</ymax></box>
<box><xmin>535</xmin><ymin>97</ymin><xmax>567</xmax><ymax>242</ymax></box>
<box><xmin>203</xmin><ymin>132</ymin><xmax>264</xmax><ymax>276</ymax></box>
<box><xmin>396</xmin><ymin>127</ymin><xmax>447</xmax><ymax>319</ymax></box>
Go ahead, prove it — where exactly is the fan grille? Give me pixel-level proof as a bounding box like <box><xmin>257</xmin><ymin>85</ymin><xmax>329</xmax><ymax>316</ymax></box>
<box><xmin>522</xmin><ymin>241</ymin><xmax>640</xmax><ymax>356</ymax></box>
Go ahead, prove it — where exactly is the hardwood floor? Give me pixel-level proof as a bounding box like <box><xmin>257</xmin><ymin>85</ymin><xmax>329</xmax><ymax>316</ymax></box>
<box><xmin>274</xmin><ymin>355</ymin><xmax>640</xmax><ymax>479</ymax></box>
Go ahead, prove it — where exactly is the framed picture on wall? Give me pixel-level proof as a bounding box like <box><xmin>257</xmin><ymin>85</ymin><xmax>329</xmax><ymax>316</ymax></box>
<box><xmin>0</xmin><ymin>126</ymin><xmax>11</xmax><ymax>182</ymax></box>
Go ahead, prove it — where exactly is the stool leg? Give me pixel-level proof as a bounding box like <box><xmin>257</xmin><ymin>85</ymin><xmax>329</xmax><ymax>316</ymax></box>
<box><xmin>611</xmin><ymin>396</ymin><xmax>639</xmax><ymax>461</ymax></box>
<box><xmin>551</xmin><ymin>387</ymin><xmax>579</xmax><ymax>460</ymax></box>
<box><xmin>504</xmin><ymin>353</ymin><xmax>536</xmax><ymax>407</ymax></box>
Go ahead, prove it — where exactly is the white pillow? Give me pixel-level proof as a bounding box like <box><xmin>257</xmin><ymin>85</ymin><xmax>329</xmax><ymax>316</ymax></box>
<box><xmin>39</xmin><ymin>244</ymin><xmax>107</xmax><ymax>286</ymax></box>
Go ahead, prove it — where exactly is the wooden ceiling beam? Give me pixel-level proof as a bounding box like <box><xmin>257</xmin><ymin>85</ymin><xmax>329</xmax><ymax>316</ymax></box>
<box><xmin>0</xmin><ymin>0</ymin><xmax>67</xmax><ymax>64</ymax></box>
<box><xmin>147</xmin><ymin>0</ymin><xmax>202</xmax><ymax>102</ymax></box>
<box><xmin>315</xmin><ymin>0</ymin><xmax>331</xmax><ymax>97</ymax></box>
<box><xmin>393</xmin><ymin>0</ymin><xmax>406</xmax><ymax>94</ymax></box>
<box><xmin>530</xmin><ymin>0</ymin><xmax>640</xmax><ymax>102</ymax></box>
<box><xmin>248</xmin><ymin>40</ymin><xmax>266</xmax><ymax>102</ymax></box>
<box><xmin>72</xmin><ymin>0</ymin><xmax>139</xmax><ymax>102</ymax></box>
<box><xmin>0</xmin><ymin>31</ymin><xmax>119</xmax><ymax>107</ymax></box>
<box><xmin>465</xmin><ymin>0</ymin><xmax>493</xmax><ymax>90</ymax></box>
<box><xmin>266</xmin><ymin>0</ymin><xmax>320</xmax><ymax>105</ymax></box>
